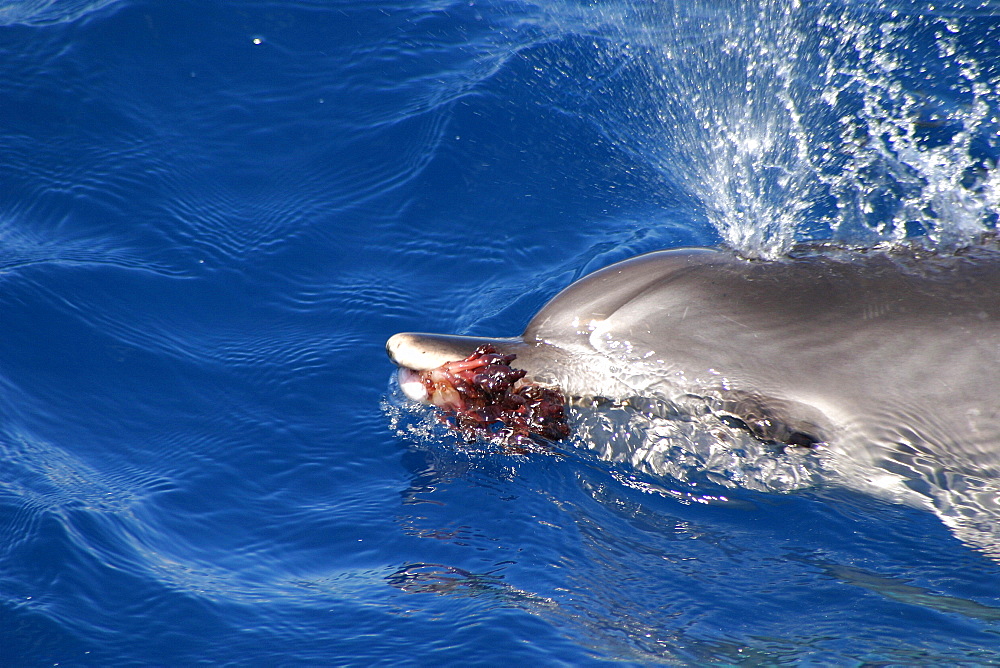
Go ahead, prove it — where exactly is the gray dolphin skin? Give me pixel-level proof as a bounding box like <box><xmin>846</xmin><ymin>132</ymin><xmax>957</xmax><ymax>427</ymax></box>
<box><xmin>387</xmin><ymin>246</ymin><xmax>1000</xmax><ymax>558</ymax></box>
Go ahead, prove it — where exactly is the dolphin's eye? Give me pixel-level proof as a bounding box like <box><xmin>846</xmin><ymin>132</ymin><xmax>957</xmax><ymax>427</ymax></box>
<box><xmin>787</xmin><ymin>432</ymin><xmax>820</xmax><ymax>448</ymax></box>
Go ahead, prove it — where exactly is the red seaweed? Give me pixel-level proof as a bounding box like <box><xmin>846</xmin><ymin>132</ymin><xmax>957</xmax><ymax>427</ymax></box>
<box><xmin>413</xmin><ymin>345</ymin><xmax>570</xmax><ymax>447</ymax></box>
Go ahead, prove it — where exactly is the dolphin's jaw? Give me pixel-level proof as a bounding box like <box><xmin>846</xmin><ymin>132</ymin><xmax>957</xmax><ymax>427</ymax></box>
<box><xmin>386</xmin><ymin>332</ymin><xmax>524</xmax><ymax>371</ymax></box>
<box><xmin>386</xmin><ymin>332</ymin><xmax>460</xmax><ymax>371</ymax></box>
<box><xmin>386</xmin><ymin>338</ymin><xmax>571</xmax><ymax>443</ymax></box>
<box><xmin>386</xmin><ymin>332</ymin><xmax>531</xmax><ymax>410</ymax></box>
<box><xmin>396</xmin><ymin>367</ymin><xmax>429</xmax><ymax>403</ymax></box>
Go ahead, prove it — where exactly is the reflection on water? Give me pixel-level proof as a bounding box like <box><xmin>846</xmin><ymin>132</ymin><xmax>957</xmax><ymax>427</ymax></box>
<box><xmin>0</xmin><ymin>0</ymin><xmax>120</xmax><ymax>26</ymax></box>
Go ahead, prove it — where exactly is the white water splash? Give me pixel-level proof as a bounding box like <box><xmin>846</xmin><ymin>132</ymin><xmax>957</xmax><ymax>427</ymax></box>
<box><xmin>518</xmin><ymin>0</ymin><xmax>1000</xmax><ymax>257</ymax></box>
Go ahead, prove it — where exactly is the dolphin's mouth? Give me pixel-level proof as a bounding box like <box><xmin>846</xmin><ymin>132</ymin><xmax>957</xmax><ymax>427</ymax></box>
<box><xmin>389</xmin><ymin>343</ymin><xmax>570</xmax><ymax>446</ymax></box>
<box><xmin>396</xmin><ymin>367</ymin><xmax>430</xmax><ymax>403</ymax></box>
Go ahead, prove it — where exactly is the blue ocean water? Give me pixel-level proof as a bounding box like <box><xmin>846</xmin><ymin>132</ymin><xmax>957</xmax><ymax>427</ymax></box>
<box><xmin>2</xmin><ymin>0</ymin><xmax>1000</xmax><ymax>665</ymax></box>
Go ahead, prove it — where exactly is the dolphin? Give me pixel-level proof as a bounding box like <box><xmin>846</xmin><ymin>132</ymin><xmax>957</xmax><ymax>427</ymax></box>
<box><xmin>387</xmin><ymin>246</ymin><xmax>1000</xmax><ymax>558</ymax></box>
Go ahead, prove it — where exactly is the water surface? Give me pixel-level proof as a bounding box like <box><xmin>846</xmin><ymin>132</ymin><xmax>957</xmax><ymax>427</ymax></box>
<box><xmin>2</xmin><ymin>0</ymin><xmax>1000</xmax><ymax>664</ymax></box>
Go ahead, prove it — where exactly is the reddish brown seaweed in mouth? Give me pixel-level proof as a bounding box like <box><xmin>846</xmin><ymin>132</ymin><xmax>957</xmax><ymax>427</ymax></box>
<box><xmin>413</xmin><ymin>345</ymin><xmax>570</xmax><ymax>446</ymax></box>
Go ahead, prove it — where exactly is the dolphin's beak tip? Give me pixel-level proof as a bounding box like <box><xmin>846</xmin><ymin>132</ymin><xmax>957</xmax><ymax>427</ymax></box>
<box><xmin>385</xmin><ymin>332</ymin><xmax>406</xmax><ymax>362</ymax></box>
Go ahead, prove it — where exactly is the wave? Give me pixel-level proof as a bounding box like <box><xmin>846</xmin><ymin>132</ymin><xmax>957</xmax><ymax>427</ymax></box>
<box><xmin>0</xmin><ymin>0</ymin><xmax>122</xmax><ymax>26</ymax></box>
